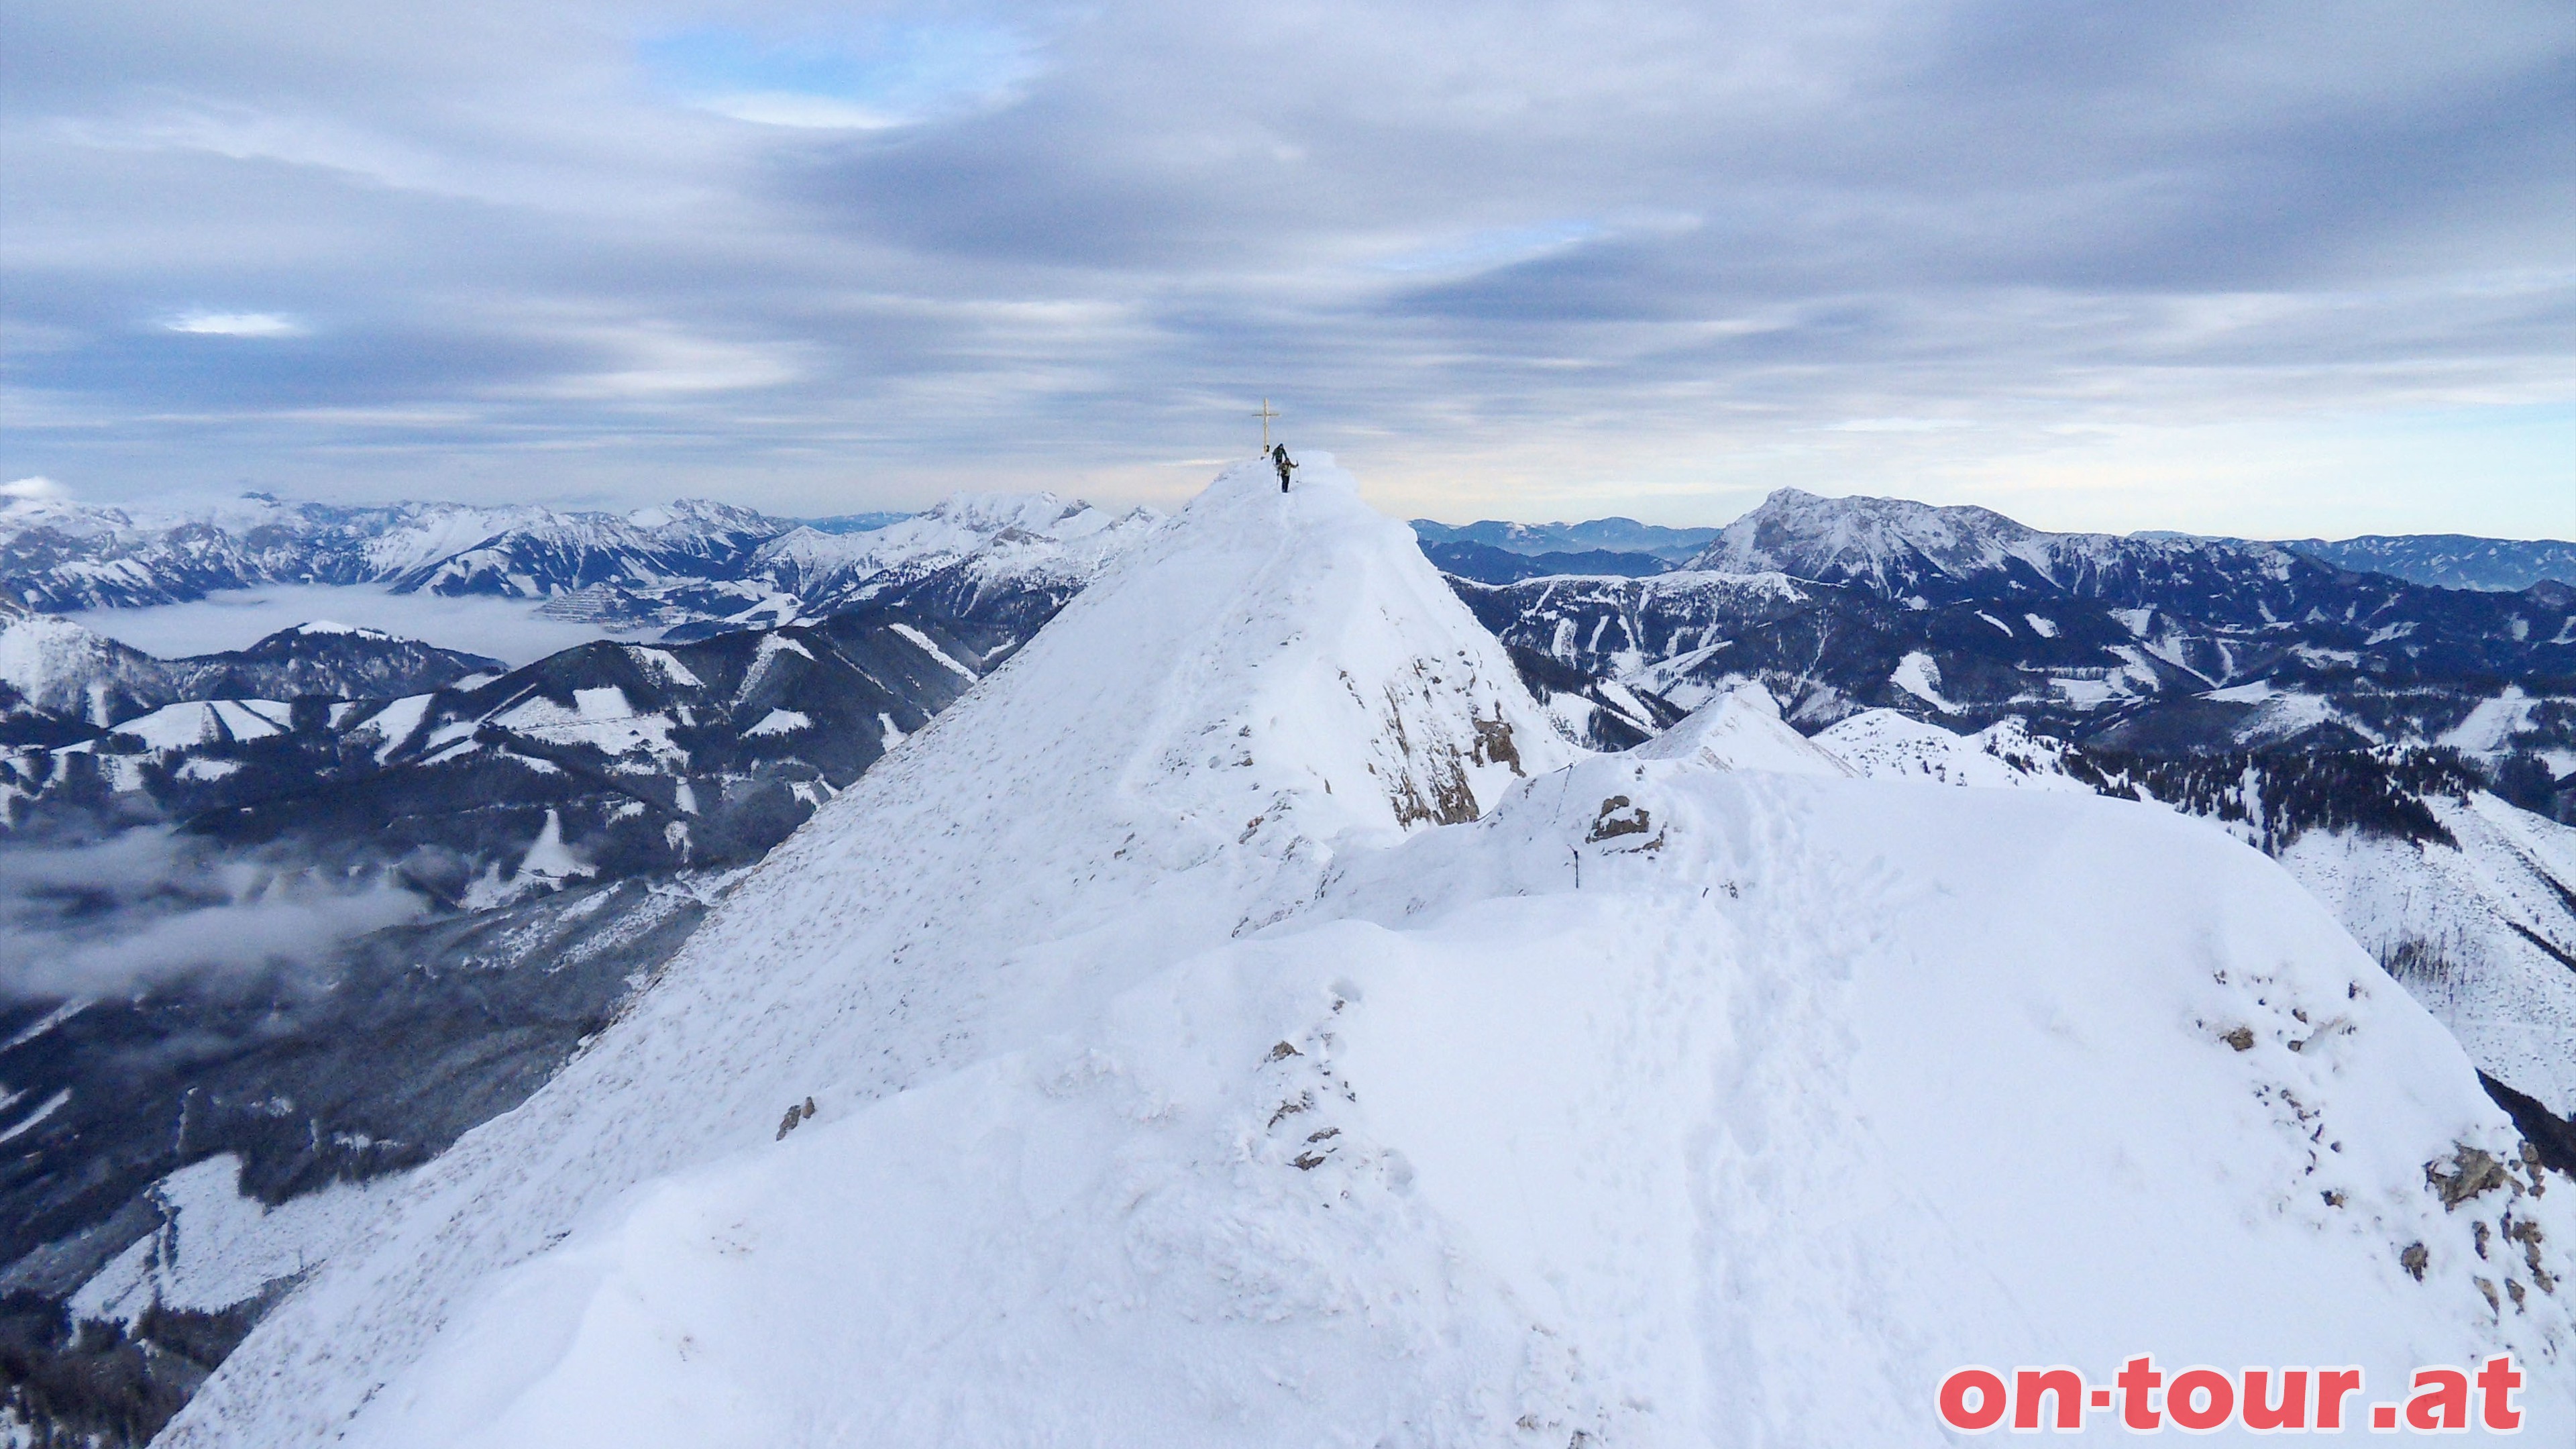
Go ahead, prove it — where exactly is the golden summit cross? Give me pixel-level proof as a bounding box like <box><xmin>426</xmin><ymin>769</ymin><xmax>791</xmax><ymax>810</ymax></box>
<box><xmin>1254</xmin><ymin>398</ymin><xmax>1279</xmax><ymax>453</ymax></box>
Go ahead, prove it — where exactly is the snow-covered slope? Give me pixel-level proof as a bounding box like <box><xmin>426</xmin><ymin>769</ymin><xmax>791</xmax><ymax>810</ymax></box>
<box><xmin>0</xmin><ymin>601</ymin><xmax>167</xmax><ymax>722</ymax></box>
<box><xmin>168</xmin><ymin>462</ymin><xmax>2576</xmax><ymax>1446</ymax></box>
<box><xmin>2285</xmin><ymin>793</ymin><xmax>2576</xmax><ymax>1118</ymax></box>
<box><xmin>1815</xmin><ymin>708</ymin><xmax>2092</xmax><ymax>791</ymax></box>
<box><xmin>164</xmin><ymin>455</ymin><xmax>1569</xmax><ymax>1444</ymax></box>
<box><xmin>1630</xmin><ymin>684</ymin><xmax>1848</xmax><ymax>777</ymax></box>
<box><xmin>1816</xmin><ymin>710</ymin><xmax>2576</xmax><ymax>1132</ymax></box>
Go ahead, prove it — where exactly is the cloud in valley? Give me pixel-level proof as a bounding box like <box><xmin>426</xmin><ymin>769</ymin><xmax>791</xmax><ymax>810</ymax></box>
<box><xmin>0</xmin><ymin>826</ymin><xmax>425</xmax><ymax>999</ymax></box>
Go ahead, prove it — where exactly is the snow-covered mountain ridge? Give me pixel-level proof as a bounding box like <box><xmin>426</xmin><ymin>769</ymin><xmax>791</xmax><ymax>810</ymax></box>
<box><xmin>0</xmin><ymin>492</ymin><xmax>766</xmax><ymax>610</ymax></box>
<box><xmin>0</xmin><ymin>489</ymin><xmax>1155</xmax><ymax>627</ymax></box>
<box><xmin>1457</xmin><ymin>490</ymin><xmax>2573</xmax><ymax>801</ymax></box>
<box><xmin>2291</xmin><ymin>535</ymin><xmax>2576</xmax><ymax>593</ymax></box>
<box><xmin>1809</xmin><ymin>711</ymin><xmax>2576</xmax><ymax>1140</ymax></box>
<box><xmin>156</xmin><ymin>460</ymin><xmax>2576</xmax><ymax>1446</ymax></box>
<box><xmin>0</xmin><ymin>599</ymin><xmax>498</xmax><ymax>735</ymax></box>
<box><xmin>1688</xmin><ymin>486</ymin><xmax>2304</xmax><ymax>604</ymax></box>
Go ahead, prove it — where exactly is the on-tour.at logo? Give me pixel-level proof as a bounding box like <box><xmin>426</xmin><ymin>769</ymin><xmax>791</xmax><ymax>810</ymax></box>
<box><xmin>1938</xmin><ymin>1354</ymin><xmax>2523</xmax><ymax>1434</ymax></box>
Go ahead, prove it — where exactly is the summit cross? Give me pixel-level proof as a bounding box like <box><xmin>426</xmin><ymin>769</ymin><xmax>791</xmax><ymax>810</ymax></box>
<box><xmin>1254</xmin><ymin>398</ymin><xmax>1279</xmax><ymax>453</ymax></box>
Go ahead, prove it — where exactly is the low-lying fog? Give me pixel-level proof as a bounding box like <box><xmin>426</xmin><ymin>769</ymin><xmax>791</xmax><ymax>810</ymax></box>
<box><xmin>64</xmin><ymin>584</ymin><xmax>639</xmax><ymax>667</ymax></box>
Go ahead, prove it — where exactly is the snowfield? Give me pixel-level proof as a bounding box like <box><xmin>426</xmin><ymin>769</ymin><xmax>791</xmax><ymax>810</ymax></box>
<box><xmin>1811</xmin><ymin>706</ymin><xmax>2576</xmax><ymax>1132</ymax></box>
<box><xmin>165</xmin><ymin>460</ymin><xmax>2575</xmax><ymax>1446</ymax></box>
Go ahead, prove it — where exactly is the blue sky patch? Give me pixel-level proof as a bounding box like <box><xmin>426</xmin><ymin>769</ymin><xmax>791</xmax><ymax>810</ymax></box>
<box><xmin>640</xmin><ymin>20</ymin><xmax>1039</xmax><ymax>129</ymax></box>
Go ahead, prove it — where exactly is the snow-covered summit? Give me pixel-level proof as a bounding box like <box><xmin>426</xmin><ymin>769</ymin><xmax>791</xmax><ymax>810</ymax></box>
<box><xmin>280</xmin><ymin>619</ymin><xmax>396</xmax><ymax>639</ymax></box>
<box><xmin>164</xmin><ymin>460</ymin><xmax>2576</xmax><ymax>1448</ymax></box>
<box><xmin>1629</xmin><ymin>684</ymin><xmax>1849</xmax><ymax>777</ymax></box>
<box><xmin>1693</xmin><ymin>488</ymin><xmax>2055</xmax><ymax>585</ymax></box>
<box><xmin>1690</xmin><ymin>486</ymin><xmax>2302</xmax><ymax>604</ymax></box>
<box><xmin>0</xmin><ymin>607</ymin><xmax>158</xmax><ymax>722</ymax></box>
<box><xmin>1815</xmin><ymin>707</ymin><xmax>2093</xmax><ymax>791</ymax></box>
<box><xmin>166</xmin><ymin>454</ymin><xmax>1571</xmax><ymax>1444</ymax></box>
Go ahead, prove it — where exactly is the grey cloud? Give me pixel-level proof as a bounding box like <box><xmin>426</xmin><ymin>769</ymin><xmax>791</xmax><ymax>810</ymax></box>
<box><xmin>0</xmin><ymin>826</ymin><xmax>426</xmax><ymax>999</ymax></box>
<box><xmin>0</xmin><ymin>0</ymin><xmax>2568</xmax><ymax>523</ymax></box>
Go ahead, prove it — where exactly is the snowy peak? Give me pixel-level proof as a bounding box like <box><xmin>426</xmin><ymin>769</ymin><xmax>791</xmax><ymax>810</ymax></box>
<box><xmin>162</xmin><ymin>454</ymin><xmax>1580</xmax><ymax>1442</ymax></box>
<box><xmin>1690</xmin><ymin>484</ymin><xmax>2071</xmax><ymax>598</ymax></box>
<box><xmin>1629</xmin><ymin>683</ymin><xmax>1850</xmax><ymax>777</ymax></box>
<box><xmin>1690</xmin><ymin>486</ymin><xmax>2305</xmax><ymax>606</ymax></box>
<box><xmin>1099</xmin><ymin>455</ymin><xmax>1572</xmax><ymax>845</ymax></box>
<box><xmin>1816</xmin><ymin>708</ymin><xmax>2093</xmax><ymax>790</ymax></box>
<box><xmin>382</xmin><ymin>500</ymin><xmax>782</xmax><ymax>598</ymax></box>
<box><xmin>745</xmin><ymin>490</ymin><xmax>1161</xmax><ymax>606</ymax></box>
<box><xmin>1690</xmin><ymin>487</ymin><xmax>2060</xmax><ymax>598</ymax></box>
<box><xmin>161</xmin><ymin>461</ymin><xmax>2576</xmax><ymax>1446</ymax></box>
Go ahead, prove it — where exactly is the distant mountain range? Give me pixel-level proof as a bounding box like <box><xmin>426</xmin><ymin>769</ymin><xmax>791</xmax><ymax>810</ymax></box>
<box><xmin>0</xmin><ymin>608</ymin><xmax>500</xmax><ymax>741</ymax></box>
<box><xmin>1411</xmin><ymin>500</ymin><xmax>2575</xmax><ymax>592</ymax></box>
<box><xmin>2286</xmin><ymin>534</ymin><xmax>2576</xmax><ymax>592</ymax></box>
<box><xmin>1407</xmin><ymin>516</ymin><xmax>1719</xmax><ymax>562</ymax></box>
<box><xmin>1455</xmin><ymin>489</ymin><xmax>2574</xmax><ymax>777</ymax></box>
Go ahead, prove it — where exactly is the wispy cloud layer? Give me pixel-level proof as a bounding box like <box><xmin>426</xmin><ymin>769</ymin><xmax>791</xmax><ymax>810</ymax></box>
<box><xmin>0</xmin><ymin>827</ymin><xmax>424</xmax><ymax>998</ymax></box>
<box><xmin>166</xmin><ymin>311</ymin><xmax>307</xmax><ymax>337</ymax></box>
<box><xmin>1</xmin><ymin>1</ymin><xmax>2569</xmax><ymax>535</ymax></box>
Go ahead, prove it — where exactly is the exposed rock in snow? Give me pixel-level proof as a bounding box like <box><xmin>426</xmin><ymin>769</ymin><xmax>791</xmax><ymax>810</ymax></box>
<box><xmin>164</xmin><ymin>462</ymin><xmax>2576</xmax><ymax>1447</ymax></box>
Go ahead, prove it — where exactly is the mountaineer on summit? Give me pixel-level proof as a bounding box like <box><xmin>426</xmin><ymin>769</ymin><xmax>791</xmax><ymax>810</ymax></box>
<box><xmin>1272</xmin><ymin>443</ymin><xmax>1297</xmax><ymax>493</ymax></box>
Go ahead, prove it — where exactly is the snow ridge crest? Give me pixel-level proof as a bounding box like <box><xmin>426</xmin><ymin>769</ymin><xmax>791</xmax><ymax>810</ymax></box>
<box><xmin>162</xmin><ymin>454</ymin><xmax>1576</xmax><ymax>1445</ymax></box>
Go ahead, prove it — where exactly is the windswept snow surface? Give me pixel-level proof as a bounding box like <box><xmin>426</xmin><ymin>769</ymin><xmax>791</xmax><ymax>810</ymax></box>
<box><xmin>172</xmin><ymin>462</ymin><xmax>2576</xmax><ymax>1446</ymax></box>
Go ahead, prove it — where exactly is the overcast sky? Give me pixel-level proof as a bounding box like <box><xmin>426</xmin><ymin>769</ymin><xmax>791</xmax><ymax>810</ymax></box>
<box><xmin>5</xmin><ymin>1</ymin><xmax>2570</xmax><ymax>537</ymax></box>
